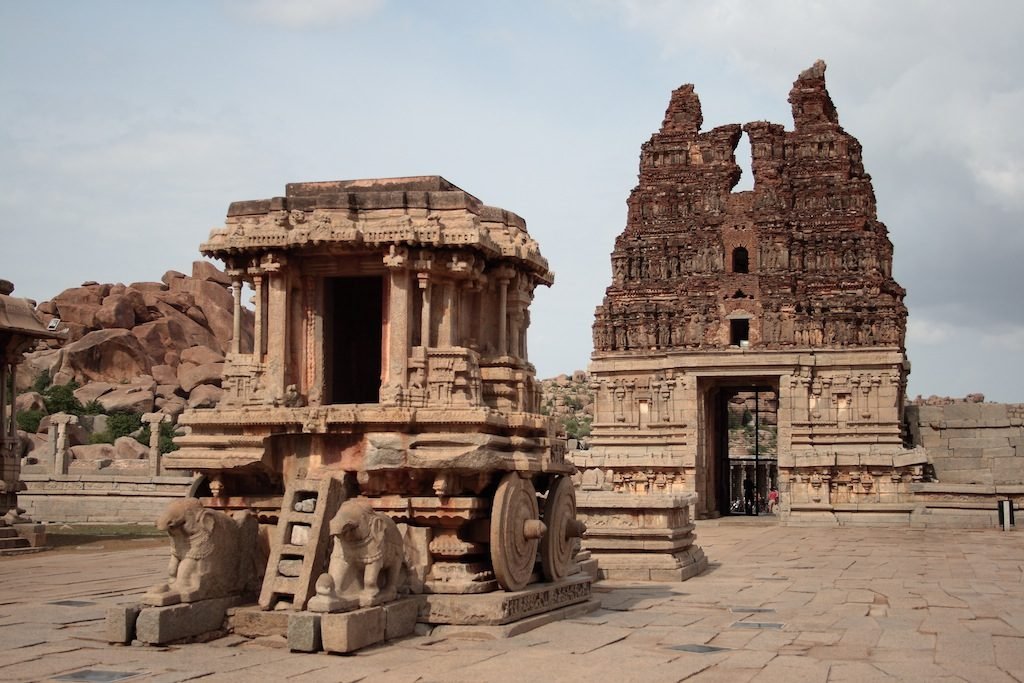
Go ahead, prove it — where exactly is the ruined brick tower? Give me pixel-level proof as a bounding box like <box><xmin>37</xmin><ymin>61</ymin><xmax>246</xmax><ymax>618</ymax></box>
<box><xmin>577</xmin><ymin>62</ymin><xmax>924</xmax><ymax>537</ymax></box>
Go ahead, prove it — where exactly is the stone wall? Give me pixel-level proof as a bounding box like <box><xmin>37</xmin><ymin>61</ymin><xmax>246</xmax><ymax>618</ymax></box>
<box><xmin>19</xmin><ymin>473</ymin><xmax>193</xmax><ymax>523</ymax></box>
<box><xmin>907</xmin><ymin>402</ymin><xmax>1024</xmax><ymax>485</ymax></box>
<box><xmin>902</xmin><ymin>401</ymin><xmax>1024</xmax><ymax>528</ymax></box>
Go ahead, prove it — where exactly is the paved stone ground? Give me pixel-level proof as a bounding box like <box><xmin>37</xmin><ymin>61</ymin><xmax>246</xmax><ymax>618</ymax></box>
<box><xmin>1</xmin><ymin>519</ymin><xmax>1022</xmax><ymax>682</ymax></box>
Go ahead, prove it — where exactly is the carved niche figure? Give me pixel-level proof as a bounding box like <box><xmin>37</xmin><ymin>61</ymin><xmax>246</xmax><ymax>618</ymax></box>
<box><xmin>143</xmin><ymin>498</ymin><xmax>259</xmax><ymax>606</ymax></box>
<box><xmin>308</xmin><ymin>500</ymin><xmax>407</xmax><ymax>612</ymax></box>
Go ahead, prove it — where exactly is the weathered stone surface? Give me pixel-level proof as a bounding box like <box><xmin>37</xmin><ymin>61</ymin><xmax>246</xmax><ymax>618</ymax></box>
<box><xmin>383</xmin><ymin>596</ymin><xmax>422</xmax><ymax>640</ymax></box>
<box><xmin>227</xmin><ymin>606</ymin><xmax>290</xmax><ymax>638</ymax></box>
<box><xmin>180</xmin><ymin>345</ymin><xmax>224</xmax><ymax>366</ymax></box>
<box><xmin>135</xmin><ymin>595</ymin><xmax>238</xmax><ymax>645</ymax></box>
<box><xmin>95</xmin><ymin>295</ymin><xmax>136</xmax><ymax>329</ymax></box>
<box><xmin>287</xmin><ymin>612</ymin><xmax>322</xmax><ymax>652</ymax></box>
<box><xmin>14</xmin><ymin>391</ymin><xmax>45</xmax><ymax>413</ymax></box>
<box><xmin>178</xmin><ymin>362</ymin><xmax>224</xmax><ymax>394</ymax></box>
<box><xmin>14</xmin><ymin>348</ymin><xmax>62</xmax><ymax>392</ymax></box>
<box><xmin>60</xmin><ymin>329</ymin><xmax>152</xmax><ymax>384</ymax></box>
<box><xmin>70</xmin><ymin>443</ymin><xmax>116</xmax><ymax>461</ymax></box>
<box><xmin>186</xmin><ymin>384</ymin><xmax>223</xmax><ymax>408</ymax></box>
<box><xmin>156</xmin><ymin>394</ymin><xmax>187</xmax><ymax>418</ymax></box>
<box><xmin>420</xmin><ymin>575</ymin><xmax>592</xmax><ymax>626</ymax></box>
<box><xmin>319</xmin><ymin>607</ymin><xmax>385</xmax><ymax>653</ymax></box>
<box><xmin>98</xmin><ymin>386</ymin><xmax>155</xmax><ymax>414</ymax></box>
<box><xmin>73</xmin><ymin>381</ymin><xmax>114</xmax><ymax>405</ymax></box>
<box><xmin>113</xmin><ymin>436</ymin><xmax>148</xmax><ymax>460</ymax></box>
<box><xmin>192</xmin><ymin>260</ymin><xmax>232</xmax><ymax>286</ymax></box>
<box><xmin>105</xmin><ymin>605</ymin><xmax>140</xmax><ymax>644</ymax></box>
<box><xmin>151</xmin><ymin>364</ymin><xmax>178</xmax><ymax>385</ymax></box>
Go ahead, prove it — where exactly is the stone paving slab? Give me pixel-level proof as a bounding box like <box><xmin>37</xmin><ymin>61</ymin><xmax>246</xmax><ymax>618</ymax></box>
<box><xmin>0</xmin><ymin>520</ymin><xmax>1022</xmax><ymax>681</ymax></box>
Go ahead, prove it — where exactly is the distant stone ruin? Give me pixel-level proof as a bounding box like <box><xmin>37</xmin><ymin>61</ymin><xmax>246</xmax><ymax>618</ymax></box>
<box><xmin>578</xmin><ymin>61</ymin><xmax>927</xmax><ymax>540</ymax></box>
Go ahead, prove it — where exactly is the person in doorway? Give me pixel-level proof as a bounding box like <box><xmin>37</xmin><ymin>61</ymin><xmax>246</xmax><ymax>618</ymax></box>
<box><xmin>768</xmin><ymin>486</ymin><xmax>779</xmax><ymax>514</ymax></box>
<box><xmin>743</xmin><ymin>477</ymin><xmax>754</xmax><ymax>515</ymax></box>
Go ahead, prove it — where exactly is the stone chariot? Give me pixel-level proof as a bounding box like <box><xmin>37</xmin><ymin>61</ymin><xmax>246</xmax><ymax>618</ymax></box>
<box><xmin>163</xmin><ymin>178</ymin><xmax>589</xmax><ymax>633</ymax></box>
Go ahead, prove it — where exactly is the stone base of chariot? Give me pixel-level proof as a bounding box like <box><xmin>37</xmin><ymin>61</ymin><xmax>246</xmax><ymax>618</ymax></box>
<box><xmin>107</xmin><ymin>596</ymin><xmax>241</xmax><ymax>646</ymax></box>
<box><xmin>237</xmin><ymin>574</ymin><xmax>597</xmax><ymax>653</ymax></box>
<box><xmin>576</xmin><ymin>491</ymin><xmax>709</xmax><ymax>581</ymax></box>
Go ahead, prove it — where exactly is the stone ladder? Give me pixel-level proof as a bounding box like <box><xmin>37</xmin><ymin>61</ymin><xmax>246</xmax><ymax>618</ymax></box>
<box><xmin>259</xmin><ymin>477</ymin><xmax>344</xmax><ymax>611</ymax></box>
<box><xmin>0</xmin><ymin>526</ymin><xmax>30</xmax><ymax>552</ymax></box>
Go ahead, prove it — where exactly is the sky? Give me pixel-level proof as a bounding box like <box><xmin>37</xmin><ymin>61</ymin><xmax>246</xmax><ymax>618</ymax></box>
<box><xmin>1</xmin><ymin>0</ymin><xmax>1022</xmax><ymax>402</ymax></box>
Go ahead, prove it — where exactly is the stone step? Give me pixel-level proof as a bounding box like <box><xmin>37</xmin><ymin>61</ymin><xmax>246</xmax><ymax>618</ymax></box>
<box><xmin>0</xmin><ymin>527</ymin><xmax>18</xmax><ymax>539</ymax></box>
<box><xmin>0</xmin><ymin>536</ymin><xmax>30</xmax><ymax>550</ymax></box>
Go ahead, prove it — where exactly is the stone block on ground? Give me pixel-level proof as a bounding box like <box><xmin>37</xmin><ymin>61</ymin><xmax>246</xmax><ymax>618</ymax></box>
<box><xmin>420</xmin><ymin>575</ymin><xmax>592</xmax><ymax>626</ymax></box>
<box><xmin>287</xmin><ymin>612</ymin><xmax>322</xmax><ymax>652</ymax></box>
<box><xmin>106</xmin><ymin>605</ymin><xmax>140</xmax><ymax>644</ymax></box>
<box><xmin>320</xmin><ymin>606</ymin><xmax>385</xmax><ymax>654</ymax></box>
<box><xmin>384</xmin><ymin>596</ymin><xmax>423</xmax><ymax>640</ymax></box>
<box><xmin>135</xmin><ymin>595</ymin><xmax>239</xmax><ymax>645</ymax></box>
<box><xmin>228</xmin><ymin>606</ymin><xmax>290</xmax><ymax>638</ymax></box>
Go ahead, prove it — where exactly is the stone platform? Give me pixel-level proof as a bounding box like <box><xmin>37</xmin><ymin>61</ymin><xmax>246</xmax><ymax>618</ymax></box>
<box><xmin>576</xmin><ymin>492</ymin><xmax>708</xmax><ymax>581</ymax></box>
<box><xmin>231</xmin><ymin>575</ymin><xmax>594</xmax><ymax>653</ymax></box>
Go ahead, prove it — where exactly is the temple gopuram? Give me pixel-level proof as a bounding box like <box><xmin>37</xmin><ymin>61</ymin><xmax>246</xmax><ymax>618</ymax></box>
<box><xmin>164</xmin><ymin>177</ymin><xmax>591</xmax><ymax>634</ymax></box>
<box><xmin>576</xmin><ymin>61</ymin><xmax>925</xmax><ymax>556</ymax></box>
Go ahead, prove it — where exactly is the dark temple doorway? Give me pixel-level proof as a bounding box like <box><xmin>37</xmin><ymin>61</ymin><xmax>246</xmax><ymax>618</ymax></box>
<box><xmin>326</xmin><ymin>276</ymin><xmax>383</xmax><ymax>404</ymax></box>
<box><xmin>704</xmin><ymin>381</ymin><xmax>779</xmax><ymax>517</ymax></box>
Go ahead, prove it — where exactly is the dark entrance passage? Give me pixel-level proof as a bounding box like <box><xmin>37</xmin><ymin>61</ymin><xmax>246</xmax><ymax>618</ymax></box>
<box><xmin>706</xmin><ymin>382</ymin><xmax>779</xmax><ymax>517</ymax></box>
<box><xmin>326</xmin><ymin>276</ymin><xmax>383</xmax><ymax>404</ymax></box>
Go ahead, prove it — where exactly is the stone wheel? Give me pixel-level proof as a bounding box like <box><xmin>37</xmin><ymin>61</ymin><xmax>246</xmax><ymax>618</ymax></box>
<box><xmin>490</xmin><ymin>473</ymin><xmax>540</xmax><ymax>591</ymax></box>
<box><xmin>540</xmin><ymin>476</ymin><xmax>577</xmax><ymax>581</ymax></box>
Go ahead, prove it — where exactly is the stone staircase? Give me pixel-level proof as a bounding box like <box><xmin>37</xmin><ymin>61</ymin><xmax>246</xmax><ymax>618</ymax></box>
<box><xmin>0</xmin><ymin>525</ymin><xmax>30</xmax><ymax>552</ymax></box>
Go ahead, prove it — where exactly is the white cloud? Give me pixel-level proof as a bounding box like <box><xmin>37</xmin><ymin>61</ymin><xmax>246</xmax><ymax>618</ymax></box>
<box><xmin>907</xmin><ymin>317</ymin><xmax>954</xmax><ymax>346</ymax></box>
<box><xmin>980</xmin><ymin>324</ymin><xmax>1024</xmax><ymax>353</ymax></box>
<box><xmin>228</xmin><ymin>0</ymin><xmax>385</xmax><ymax>29</ymax></box>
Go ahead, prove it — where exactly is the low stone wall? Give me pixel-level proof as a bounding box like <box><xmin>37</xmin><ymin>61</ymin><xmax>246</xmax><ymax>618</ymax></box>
<box><xmin>901</xmin><ymin>402</ymin><xmax>1024</xmax><ymax>528</ymax></box>
<box><xmin>906</xmin><ymin>402</ymin><xmax>1024</xmax><ymax>485</ymax></box>
<box><xmin>20</xmin><ymin>473</ymin><xmax>194</xmax><ymax>523</ymax></box>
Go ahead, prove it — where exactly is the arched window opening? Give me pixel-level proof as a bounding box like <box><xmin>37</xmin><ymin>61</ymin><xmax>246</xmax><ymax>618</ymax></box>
<box><xmin>732</xmin><ymin>247</ymin><xmax>749</xmax><ymax>273</ymax></box>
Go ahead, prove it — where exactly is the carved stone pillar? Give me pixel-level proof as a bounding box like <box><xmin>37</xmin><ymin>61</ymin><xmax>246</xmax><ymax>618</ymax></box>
<box><xmin>142</xmin><ymin>412</ymin><xmax>171</xmax><ymax>477</ymax></box>
<box><xmin>439</xmin><ymin>280</ymin><xmax>455</xmax><ymax>347</ymax></box>
<box><xmin>509</xmin><ymin>311</ymin><xmax>523</xmax><ymax>359</ymax></box>
<box><xmin>521</xmin><ymin>310</ymin><xmax>531</xmax><ymax>362</ymax></box>
<box><xmin>252</xmin><ymin>273</ymin><xmax>264</xmax><ymax>360</ymax></box>
<box><xmin>386</xmin><ymin>266</ymin><xmax>410</xmax><ymax>388</ymax></box>
<box><xmin>266</xmin><ymin>265</ymin><xmax>289</xmax><ymax>399</ymax></box>
<box><xmin>418</xmin><ymin>273</ymin><xmax>432</xmax><ymax>349</ymax></box>
<box><xmin>51</xmin><ymin>413</ymin><xmax>78</xmax><ymax>475</ymax></box>
<box><xmin>230</xmin><ymin>274</ymin><xmax>243</xmax><ymax>354</ymax></box>
<box><xmin>303</xmin><ymin>275</ymin><xmax>316</xmax><ymax>401</ymax></box>
<box><xmin>497</xmin><ymin>278</ymin><xmax>509</xmax><ymax>356</ymax></box>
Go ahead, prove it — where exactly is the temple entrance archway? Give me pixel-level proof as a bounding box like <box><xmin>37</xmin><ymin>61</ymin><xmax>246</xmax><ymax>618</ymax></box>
<box><xmin>697</xmin><ymin>377</ymin><xmax>779</xmax><ymax>518</ymax></box>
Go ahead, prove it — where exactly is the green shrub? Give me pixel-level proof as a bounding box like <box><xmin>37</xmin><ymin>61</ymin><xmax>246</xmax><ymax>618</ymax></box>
<box><xmin>136</xmin><ymin>420</ymin><xmax>180</xmax><ymax>454</ymax></box>
<box><xmin>16</xmin><ymin>409</ymin><xmax>44</xmax><ymax>434</ymax></box>
<box><xmin>562</xmin><ymin>415</ymin><xmax>593</xmax><ymax>440</ymax></box>
<box><xmin>30</xmin><ymin>370</ymin><xmax>52</xmax><ymax>393</ymax></box>
<box><xmin>106</xmin><ymin>411</ymin><xmax>143</xmax><ymax>440</ymax></box>
<box><xmin>42</xmin><ymin>381</ymin><xmax>83</xmax><ymax>415</ymax></box>
<box><xmin>82</xmin><ymin>399</ymin><xmax>104</xmax><ymax>415</ymax></box>
<box><xmin>89</xmin><ymin>431</ymin><xmax>113</xmax><ymax>445</ymax></box>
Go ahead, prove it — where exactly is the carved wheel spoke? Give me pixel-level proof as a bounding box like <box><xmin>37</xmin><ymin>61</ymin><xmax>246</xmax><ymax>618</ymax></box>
<box><xmin>540</xmin><ymin>476</ymin><xmax>577</xmax><ymax>582</ymax></box>
<box><xmin>490</xmin><ymin>473</ymin><xmax>539</xmax><ymax>591</ymax></box>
